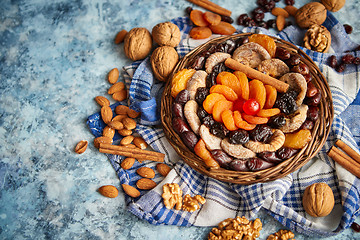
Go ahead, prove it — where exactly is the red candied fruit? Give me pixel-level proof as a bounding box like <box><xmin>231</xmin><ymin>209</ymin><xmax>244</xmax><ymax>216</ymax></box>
<box><xmin>243</xmin><ymin>99</ymin><xmax>260</xmax><ymax>115</ymax></box>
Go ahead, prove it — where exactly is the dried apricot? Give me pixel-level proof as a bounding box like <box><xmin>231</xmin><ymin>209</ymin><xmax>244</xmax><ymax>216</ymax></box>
<box><xmin>283</xmin><ymin>129</ymin><xmax>312</xmax><ymax>149</ymax></box>
<box><xmin>242</xmin><ymin>113</ymin><xmax>269</xmax><ymax>125</ymax></box>
<box><xmin>209</xmin><ymin>21</ymin><xmax>236</xmax><ymax>35</ymax></box>
<box><xmin>171</xmin><ymin>69</ymin><xmax>196</xmax><ymax>98</ymax></box>
<box><xmin>194</xmin><ymin>139</ymin><xmax>220</xmax><ymax>169</ymax></box>
<box><xmin>210</xmin><ymin>85</ymin><xmax>238</xmax><ymax>101</ymax></box>
<box><xmin>189</xmin><ymin>26</ymin><xmax>212</xmax><ymax>39</ymax></box>
<box><xmin>264</xmin><ymin>84</ymin><xmax>277</xmax><ymax>109</ymax></box>
<box><xmin>190</xmin><ymin>10</ymin><xmax>209</xmax><ymax>27</ymax></box>
<box><xmin>257</xmin><ymin>108</ymin><xmax>281</xmax><ymax>118</ymax></box>
<box><xmin>203</xmin><ymin>93</ymin><xmax>227</xmax><ymax>114</ymax></box>
<box><xmin>248</xmin><ymin>34</ymin><xmax>277</xmax><ymax>57</ymax></box>
<box><xmin>216</xmin><ymin>71</ymin><xmax>242</xmax><ymax>97</ymax></box>
<box><xmin>233</xmin><ymin>111</ymin><xmax>256</xmax><ymax>130</ymax></box>
<box><xmin>203</xmin><ymin>11</ymin><xmax>221</xmax><ymax>25</ymax></box>
<box><xmin>221</xmin><ymin>110</ymin><xmax>238</xmax><ymax>131</ymax></box>
<box><xmin>233</xmin><ymin>71</ymin><xmax>249</xmax><ymax>100</ymax></box>
<box><xmin>212</xmin><ymin>100</ymin><xmax>233</xmax><ymax>122</ymax></box>
<box><xmin>249</xmin><ymin>79</ymin><xmax>266</xmax><ymax>109</ymax></box>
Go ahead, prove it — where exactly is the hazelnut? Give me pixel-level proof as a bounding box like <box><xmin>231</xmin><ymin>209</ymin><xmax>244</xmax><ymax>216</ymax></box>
<box><xmin>124</xmin><ymin>28</ymin><xmax>152</xmax><ymax>61</ymax></box>
<box><xmin>302</xmin><ymin>182</ymin><xmax>335</xmax><ymax>217</ymax></box>
<box><xmin>304</xmin><ymin>24</ymin><xmax>331</xmax><ymax>53</ymax></box>
<box><xmin>321</xmin><ymin>0</ymin><xmax>346</xmax><ymax>12</ymax></box>
<box><xmin>152</xmin><ymin>22</ymin><xmax>181</xmax><ymax>47</ymax></box>
<box><xmin>150</xmin><ymin>46</ymin><xmax>179</xmax><ymax>82</ymax></box>
<box><xmin>295</xmin><ymin>2</ymin><xmax>327</xmax><ymax>29</ymax></box>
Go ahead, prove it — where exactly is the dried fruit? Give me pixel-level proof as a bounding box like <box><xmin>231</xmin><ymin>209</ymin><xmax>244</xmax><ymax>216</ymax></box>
<box><xmin>217</xmin><ymin>71</ymin><xmax>242</xmax><ymax>97</ymax></box>
<box><xmin>257</xmin><ymin>108</ymin><xmax>280</xmax><ymax>118</ymax></box>
<box><xmin>190</xmin><ymin>9</ymin><xmax>209</xmax><ymax>26</ymax></box>
<box><xmin>249</xmin><ymin>125</ymin><xmax>273</xmax><ymax>142</ymax></box>
<box><xmin>195</xmin><ymin>87</ymin><xmax>210</xmax><ymax>106</ymax></box>
<box><xmin>247</xmin><ymin>157</ymin><xmax>274</xmax><ymax>171</ymax></box>
<box><xmin>171</xmin><ymin>69</ymin><xmax>196</xmax><ymax>98</ymax></box>
<box><xmin>283</xmin><ymin>129</ymin><xmax>312</xmax><ymax>149</ymax></box>
<box><xmin>122</xmin><ymin>184</ymin><xmax>140</xmax><ymax>198</ymax></box>
<box><xmin>221</xmin><ymin>110</ymin><xmax>238</xmax><ymax>131</ymax></box>
<box><xmin>233</xmin><ymin>71</ymin><xmax>249</xmax><ymax>100</ymax></box>
<box><xmin>249</xmin><ymin>79</ymin><xmax>266</xmax><ymax>109</ymax></box>
<box><xmin>210</xmin><ymin>84</ymin><xmax>238</xmax><ymax>101</ymax></box>
<box><xmin>203</xmin><ymin>11</ymin><xmax>221</xmax><ymax>25</ymax></box>
<box><xmin>233</xmin><ymin>111</ymin><xmax>256</xmax><ymax>130</ymax></box>
<box><xmin>184</xmin><ymin>100</ymin><xmax>201</xmax><ymax>134</ymax></box>
<box><xmin>98</xmin><ymin>185</ymin><xmax>118</xmax><ymax>198</ymax></box>
<box><xmin>75</xmin><ymin>140</ymin><xmax>88</xmax><ymax>154</ymax></box>
<box><xmin>268</xmin><ymin>114</ymin><xmax>286</xmax><ymax>129</ymax></box>
<box><xmin>176</xmin><ymin>89</ymin><xmax>191</xmax><ymax>105</ymax></box>
<box><xmin>248</xmin><ymin>34</ymin><xmax>277</xmax><ymax>57</ymax></box>
<box><xmin>156</xmin><ymin>163</ymin><xmax>172</xmax><ymax>177</ymax></box>
<box><xmin>136</xmin><ymin>178</ymin><xmax>157</xmax><ymax>190</ymax></box>
<box><xmin>264</xmin><ymin>85</ymin><xmax>277</xmax><ymax>109</ymax></box>
<box><xmin>137</xmin><ymin>167</ymin><xmax>156</xmax><ymax>178</ymax></box>
<box><xmin>180</xmin><ymin>131</ymin><xmax>198</xmax><ymax>150</ymax></box>
<box><xmin>203</xmin><ymin>93</ymin><xmax>227</xmax><ymax>114</ymax></box>
<box><xmin>108</xmin><ymin>68</ymin><xmax>119</xmax><ymax>84</ymax></box>
<box><xmin>209</xmin><ymin>21</ymin><xmax>236</xmax><ymax>35</ymax></box>
<box><xmin>212</xmin><ymin>100</ymin><xmax>233</xmax><ymax>122</ymax></box>
<box><xmin>121</xmin><ymin>157</ymin><xmax>135</xmax><ymax>170</ymax></box>
<box><xmin>229</xmin><ymin>129</ymin><xmax>249</xmax><ymax>144</ymax></box>
<box><xmin>194</xmin><ymin>139</ymin><xmax>220</xmax><ymax>169</ymax></box>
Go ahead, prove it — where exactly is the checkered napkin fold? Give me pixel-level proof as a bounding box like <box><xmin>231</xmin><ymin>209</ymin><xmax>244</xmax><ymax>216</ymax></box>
<box><xmin>87</xmin><ymin>13</ymin><xmax>360</xmax><ymax>237</ymax></box>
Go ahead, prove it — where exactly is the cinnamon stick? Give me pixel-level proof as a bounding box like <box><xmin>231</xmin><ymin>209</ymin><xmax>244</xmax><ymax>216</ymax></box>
<box><xmin>224</xmin><ymin>58</ymin><xmax>289</xmax><ymax>93</ymax></box>
<box><xmin>188</xmin><ymin>0</ymin><xmax>232</xmax><ymax>17</ymax></box>
<box><xmin>327</xmin><ymin>146</ymin><xmax>360</xmax><ymax>178</ymax></box>
<box><xmin>335</xmin><ymin>139</ymin><xmax>360</xmax><ymax>165</ymax></box>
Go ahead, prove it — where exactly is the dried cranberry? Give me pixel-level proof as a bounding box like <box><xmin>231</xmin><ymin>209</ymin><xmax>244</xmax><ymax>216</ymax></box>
<box><xmin>353</xmin><ymin>57</ymin><xmax>360</xmax><ymax>65</ymax></box>
<box><xmin>267</xmin><ymin>19</ymin><xmax>276</xmax><ymax>29</ymax></box>
<box><xmin>244</xmin><ymin>18</ymin><xmax>257</xmax><ymax>27</ymax></box>
<box><xmin>342</xmin><ymin>54</ymin><xmax>355</xmax><ymax>64</ymax></box>
<box><xmin>328</xmin><ymin>55</ymin><xmax>337</xmax><ymax>68</ymax></box>
<box><xmin>237</xmin><ymin>13</ymin><xmax>249</xmax><ymax>25</ymax></box>
<box><xmin>275</xmin><ymin>47</ymin><xmax>291</xmax><ymax>60</ymax></box>
<box><xmin>263</xmin><ymin>1</ymin><xmax>275</xmax><ymax>12</ymax></box>
<box><xmin>351</xmin><ymin>222</ymin><xmax>360</xmax><ymax>232</ymax></box>
<box><xmin>336</xmin><ymin>63</ymin><xmax>346</xmax><ymax>73</ymax></box>
<box><xmin>185</xmin><ymin>6</ymin><xmax>193</xmax><ymax>16</ymax></box>
<box><xmin>285</xmin><ymin>0</ymin><xmax>295</xmax><ymax>5</ymax></box>
<box><xmin>253</xmin><ymin>7</ymin><xmax>265</xmax><ymax>14</ymax></box>
<box><xmin>221</xmin><ymin>15</ymin><xmax>234</xmax><ymax>24</ymax></box>
<box><xmin>344</xmin><ymin>24</ymin><xmax>353</xmax><ymax>34</ymax></box>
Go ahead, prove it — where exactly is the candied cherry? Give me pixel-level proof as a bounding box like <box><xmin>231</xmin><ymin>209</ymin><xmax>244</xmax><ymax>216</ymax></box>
<box><xmin>243</xmin><ymin>99</ymin><xmax>260</xmax><ymax>115</ymax></box>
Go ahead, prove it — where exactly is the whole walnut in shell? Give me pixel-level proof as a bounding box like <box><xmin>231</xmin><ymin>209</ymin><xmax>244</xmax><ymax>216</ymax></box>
<box><xmin>152</xmin><ymin>22</ymin><xmax>181</xmax><ymax>47</ymax></box>
<box><xmin>151</xmin><ymin>46</ymin><xmax>179</xmax><ymax>82</ymax></box>
<box><xmin>302</xmin><ymin>182</ymin><xmax>334</xmax><ymax>217</ymax></box>
<box><xmin>304</xmin><ymin>24</ymin><xmax>331</xmax><ymax>53</ymax></box>
<box><xmin>295</xmin><ymin>2</ymin><xmax>327</xmax><ymax>29</ymax></box>
<box><xmin>321</xmin><ymin>0</ymin><xmax>346</xmax><ymax>12</ymax></box>
<box><xmin>124</xmin><ymin>28</ymin><xmax>152</xmax><ymax>61</ymax></box>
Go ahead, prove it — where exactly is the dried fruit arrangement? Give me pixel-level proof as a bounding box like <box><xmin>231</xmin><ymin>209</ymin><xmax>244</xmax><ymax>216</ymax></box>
<box><xmin>170</xmin><ymin>33</ymin><xmax>322</xmax><ymax>172</ymax></box>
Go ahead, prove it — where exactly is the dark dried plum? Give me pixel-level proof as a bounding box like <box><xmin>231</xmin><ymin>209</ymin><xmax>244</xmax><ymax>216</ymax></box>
<box><xmin>173</xmin><ymin>117</ymin><xmax>191</xmax><ymax>134</ymax></box>
<box><xmin>215</xmin><ymin>39</ymin><xmax>236</xmax><ymax>54</ymax></box>
<box><xmin>174</xmin><ymin>89</ymin><xmax>190</xmax><ymax>105</ymax></box>
<box><xmin>202</xmin><ymin>115</ymin><xmax>216</xmax><ymax>128</ymax></box>
<box><xmin>195</xmin><ymin>87</ymin><xmax>210</xmax><ymax>105</ymax></box>
<box><xmin>268</xmin><ymin>114</ymin><xmax>286</xmax><ymax>129</ymax></box>
<box><xmin>172</xmin><ymin>102</ymin><xmax>184</xmax><ymax>119</ymax></box>
<box><xmin>258</xmin><ymin>151</ymin><xmax>283</xmax><ymax>163</ymax></box>
<box><xmin>229</xmin><ymin>159</ymin><xmax>249</xmax><ymax>171</ymax></box>
<box><xmin>276</xmin><ymin>147</ymin><xmax>299</xmax><ymax>160</ymax></box>
<box><xmin>247</xmin><ymin>158</ymin><xmax>275</xmax><ymax>171</ymax></box>
<box><xmin>197</xmin><ymin>106</ymin><xmax>208</xmax><ymax>121</ymax></box>
<box><xmin>235</xmin><ymin>36</ymin><xmax>249</xmax><ymax>47</ymax></box>
<box><xmin>206</xmin><ymin>71</ymin><xmax>217</xmax><ymax>88</ymax></box>
<box><xmin>274</xmin><ymin>91</ymin><xmax>298</xmax><ymax>114</ymax></box>
<box><xmin>211</xmin><ymin>149</ymin><xmax>233</xmax><ymax>168</ymax></box>
<box><xmin>249</xmin><ymin>125</ymin><xmax>273</xmax><ymax>142</ymax></box>
<box><xmin>190</xmin><ymin>55</ymin><xmax>206</xmax><ymax>70</ymax></box>
<box><xmin>229</xmin><ymin>129</ymin><xmax>249</xmax><ymax>144</ymax></box>
<box><xmin>210</xmin><ymin>122</ymin><xmax>229</xmax><ymax>139</ymax></box>
<box><xmin>180</xmin><ymin>131</ymin><xmax>198</xmax><ymax>150</ymax></box>
<box><xmin>237</xmin><ymin>13</ymin><xmax>249</xmax><ymax>25</ymax></box>
<box><xmin>307</xmin><ymin>106</ymin><xmax>319</xmax><ymax>121</ymax></box>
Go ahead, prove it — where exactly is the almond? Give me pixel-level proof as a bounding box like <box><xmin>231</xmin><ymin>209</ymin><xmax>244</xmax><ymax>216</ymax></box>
<box><xmin>276</xmin><ymin>15</ymin><xmax>286</xmax><ymax>31</ymax></box>
<box><xmin>284</xmin><ymin>5</ymin><xmax>298</xmax><ymax>16</ymax></box>
<box><xmin>118</xmin><ymin>128</ymin><xmax>133</xmax><ymax>136</ymax></box>
<box><xmin>94</xmin><ymin>136</ymin><xmax>113</xmax><ymax>148</ymax></box>
<box><xmin>102</xmin><ymin>126</ymin><xmax>115</xmax><ymax>138</ymax></box>
<box><xmin>271</xmin><ymin>7</ymin><xmax>289</xmax><ymax>18</ymax></box>
<box><xmin>101</xmin><ymin>106</ymin><xmax>113</xmax><ymax>124</ymax></box>
<box><xmin>112</xmin><ymin>114</ymin><xmax>128</xmax><ymax>122</ymax></box>
<box><xmin>136</xmin><ymin>178</ymin><xmax>157</xmax><ymax>190</ymax></box>
<box><xmin>120</xmin><ymin>135</ymin><xmax>135</xmax><ymax>145</ymax></box>
<box><xmin>137</xmin><ymin>167</ymin><xmax>155</xmax><ymax>178</ymax></box>
<box><xmin>108</xmin><ymin>68</ymin><xmax>119</xmax><ymax>84</ymax></box>
<box><xmin>108</xmin><ymin>82</ymin><xmax>125</xmax><ymax>94</ymax></box>
<box><xmin>112</xmin><ymin>89</ymin><xmax>127</xmax><ymax>102</ymax></box>
<box><xmin>122</xmin><ymin>184</ymin><xmax>140</xmax><ymax>198</ymax></box>
<box><xmin>127</xmin><ymin>108</ymin><xmax>141</xmax><ymax>118</ymax></box>
<box><xmin>75</xmin><ymin>140</ymin><xmax>88</xmax><ymax>154</ymax></box>
<box><xmin>114</xmin><ymin>29</ymin><xmax>128</xmax><ymax>44</ymax></box>
<box><xmin>133</xmin><ymin>137</ymin><xmax>147</xmax><ymax>150</ymax></box>
<box><xmin>115</xmin><ymin>105</ymin><xmax>129</xmax><ymax>115</ymax></box>
<box><xmin>122</xmin><ymin>117</ymin><xmax>137</xmax><ymax>130</ymax></box>
<box><xmin>95</xmin><ymin>96</ymin><xmax>110</xmax><ymax>107</ymax></box>
<box><xmin>156</xmin><ymin>163</ymin><xmax>171</xmax><ymax>177</ymax></box>
<box><xmin>107</xmin><ymin>120</ymin><xmax>124</xmax><ymax>130</ymax></box>
<box><xmin>98</xmin><ymin>185</ymin><xmax>118</xmax><ymax>198</ymax></box>
<box><xmin>121</xmin><ymin>157</ymin><xmax>135</xmax><ymax>170</ymax></box>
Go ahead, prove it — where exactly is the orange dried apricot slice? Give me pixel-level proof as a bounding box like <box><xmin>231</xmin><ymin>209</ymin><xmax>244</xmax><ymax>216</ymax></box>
<box><xmin>190</xmin><ymin>10</ymin><xmax>209</xmax><ymax>27</ymax></box>
<box><xmin>209</xmin><ymin>21</ymin><xmax>236</xmax><ymax>35</ymax></box>
<box><xmin>257</xmin><ymin>108</ymin><xmax>280</xmax><ymax>118</ymax></box>
<box><xmin>210</xmin><ymin>84</ymin><xmax>238</xmax><ymax>102</ymax></box>
<box><xmin>171</xmin><ymin>69</ymin><xmax>196</xmax><ymax>98</ymax></box>
<box><xmin>248</xmin><ymin>34</ymin><xmax>277</xmax><ymax>57</ymax></box>
<box><xmin>217</xmin><ymin>71</ymin><xmax>242</xmax><ymax>97</ymax></box>
<box><xmin>221</xmin><ymin>110</ymin><xmax>238</xmax><ymax>131</ymax></box>
<box><xmin>283</xmin><ymin>129</ymin><xmax>312</xmax><ymax>149</ymax></box>
<box><xmin>233</xmin><ymin>71</ymin><xmax>249</xmax><ymax>100</ymax></box>
<box><xmin>233</xmin><ymin>111</ymin><xmax>256</xmax><ymax>130</ymax></box>
<box><xmin>264</xmin><ymin>84</ymin><xmax>277</xmax><ymax>109</ymax></box>
<box><xmin>212</xmin><ymin>100</ymin><xmax>233</xmax><ymax>122</ymax></box>
<box><xmin>194</xmin><ymin>139</ymin><xmax>220</xmax><ymax>169</ymax></box>
<box><xmin>242</xmin><ymin>113</ymin><xmax>269</xmax><ymax>125</ymax></box>
<box><xmin>249</xmin><ymin>79</ymin><xmax>266</xmax><ymax>109</ymax></box>
<box><xmin>203</xmin><ymin>11</ymin><xmax>221</xmax><ymax>25</ymax></box>
<box><xmin>203</xmin><ymin>93</ymin><xmax>227</xmax><ymax>114</ymax></box>
<box><xmin>189</xmin><ymin>26</ymin><xmax>212</xmax><ymax>39</ymax></box>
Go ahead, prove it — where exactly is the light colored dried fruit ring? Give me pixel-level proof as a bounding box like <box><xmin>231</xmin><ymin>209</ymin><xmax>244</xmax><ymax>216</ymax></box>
<box><xmin>279</xmin><ymin>73</ymin><xmax>307</xmax><ymax>106</ymax></box>
<box><xmin>220</xmin><ymin>138</ymin><xmax>257</xmax><ymax>159</ymax></box>
<box><xmin>257</xmin><ymin>59</ymin><xmax>290</xmax><ymax>78</ymax></box>
<box><xmin>232</xmin><ymin>42</ymin><xmax>271</xmax><ymax>68</ymax></box>
<box><xmin>280</xmin><ymin>104</ymin><xmax>309</xmax><ymax>133</ymax></box>
<box><xmin>199</xmin><ymin>125</ymin><xmax>222</xmax><ymax>150</ymax></box>
<box><xmin>244</xmin><ymin>129</ymin><xmax>285</xmax><ymax>153</ymax></box>
<box><xmin>205</xmin><ymin>52</ymin><xmax>231</xmax><ymax>74</ymax></box>
<box><xmin>186</xmin><ymin>70</ymin><xmax>207</xmax><ymax>100</ymax></box>
<box><xmin>184</xmin><ymin>100</ymin><xmax>201</xmax><ymax>135</ymax></box>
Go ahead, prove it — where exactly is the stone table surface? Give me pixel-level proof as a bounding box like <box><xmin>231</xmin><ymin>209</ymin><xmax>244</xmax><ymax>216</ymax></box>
<box><xmin>1</xmin><ymin>0</ymin><xmax>360</xmax><ymax>239</ymax></box>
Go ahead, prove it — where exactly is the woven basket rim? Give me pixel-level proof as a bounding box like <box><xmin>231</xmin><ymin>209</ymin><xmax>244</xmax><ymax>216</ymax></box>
<box><xmin>161</xmin><ymin>33</ymin><xmax>334</xmax><ymax>185</ymax></box>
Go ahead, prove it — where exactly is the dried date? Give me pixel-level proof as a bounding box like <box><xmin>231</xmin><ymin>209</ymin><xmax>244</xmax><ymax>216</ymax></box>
<box><xmin>229</xmin><ymin>159</ymin><xmax>249</xmax><ymax>171</ymax></box>
<box><xmin>180</xmin><ymin>131</ymin><xmax>198</xmax><ymax>150</ymax></box>
<box><xmin>258</xmin><ymin>151</ymin><xmax>283</xmax><ymax>163</ymax></box>
<box><xmin>276</xmin><ymin>147</ymin><xmax>298</xmax><ymax>160</ymax></box>
<box><xmin>172</xmin><ymin>102</ymin><xmax>184</xmax><ymax>119</ymax></box>
<box><xmin>247</xmin><ymin>158</ymin><xmax>275</xmax><ymax>171</ymax></box>
<box><xmin>211</xmin><ymin>149</ymin><xmax>233</xmax><ymax>168</ymax></box>
<box><xmin>173</xmin><ymin>117</ymin><xmax>191</xmax><ymax>134</ymax></box>
<box><xmin>175</xmin><ymin>89</ymin><xmax>190</xmax><ymax>105</ymax></box>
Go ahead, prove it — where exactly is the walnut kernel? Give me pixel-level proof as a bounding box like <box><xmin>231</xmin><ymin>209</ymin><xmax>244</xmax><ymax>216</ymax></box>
<box><xmin>152</xmin><ymin>22</ymin><xmax>181</xmax><ymax>47</ymax></box>
<box><xmin>267</xmin><ymin>229</ymin><xmax>295</xmax><ymax>240</ymax></box>
<box><xmin>182</xmin><ymin>194</ymin><xmax>206</xmax><ymax>212</ymax></box>
<box><xmin>304</xmin><ymin>24</ymin><xmax>331</xmax><ymax>53</ymax></box>
<box><xmin>162</xmin><ymin>183</ymin><xmax>183</xmax><ymax>210</ymax></box>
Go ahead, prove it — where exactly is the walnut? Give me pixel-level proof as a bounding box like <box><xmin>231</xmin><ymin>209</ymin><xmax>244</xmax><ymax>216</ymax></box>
<box><xmin>303</xmin><ymin>24</ymin><xmax>331</xmax><ymax>53</ymax></box>
<box><xmin>302</xmin><ymin>182</ymin><xmax>335</xmax><ymax>217</ymax></box>
<box><xmin>267</xmin><ymin>229</ymin><xmax>295</xmax><ymax>240</ymax></box>
<box><xmin>162</xmin><ymin>183</ymin><xmax>183</xmax><ymax>210</ymax></box>
<box><xmin>152</xmin><ymin>22</ymin><xmax>181</xmax><ymax>47</ymax></box>
<box><xmin>182</xmin><ymin>194</ymin><xmax>206</xmax><ymax>212</ymax></box>
<box><xmin>295</xmin><ymin>2</ymin><xmax>327</xmax><ymax>29</ymax></box>
<box><xmin>321</xmin><ymin>0</ymin><xmax>346</xmax><ymax>12</ymax></box>
<box><xmin>124</xmin><ymin>28</ymin><xmax>152</xmax><ymax>61</ymax></box>
<box><xmin>150</xmin><ymin>46</ymin><xmax>179</xmax><ymax>82</ymax></box>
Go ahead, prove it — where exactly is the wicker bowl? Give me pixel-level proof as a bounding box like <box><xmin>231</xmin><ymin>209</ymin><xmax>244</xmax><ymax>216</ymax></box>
<box><xmin>161</xmin><ymin>33</ymin><xmax>333</xmax><ymax>185</ymax></box>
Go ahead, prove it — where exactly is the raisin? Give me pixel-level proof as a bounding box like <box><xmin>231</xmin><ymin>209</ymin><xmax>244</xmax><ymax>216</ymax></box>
<box><xmin>268</xmin><ymin>114</ymin><xmax>286</xmax><ymax>129</ymax></box>
<box><xmin>263</xmin><ymin>1</ymin><xmax>275</xmax><ymax>12</ymax></box>
<box><xmin>257</xmin><ymin>0</ymin><xmax>268</xmax><ymax>6</ymax></box>
<box><xmin>342</xmin><ymin>54</ymin><xmax>355</xmax><ymax>64</ymax></box>
<box><xmin>237</xmin><ymin>13</ymin><xmax>249</xmax><ymax>25</ymax></box>
<box><xmin>195</xmin><ymin>87</ymin><xmax>210</xmax><ymax>105</ymax></box>
<box><xmin>276</xmin><ymin>147</ymin><xmax>298</xmax><ymax>160</ymax></box>
<box><xmin>274</xmin><ymin>91</ymin><xmax>298</xmax><ymax>114</ymax></box>
<box><xmin>197</xmin><ymin>106</ymin><xmax>209</xmax><ymax>121</ymax></box>
<box><xmin>253</xmin><ymin>7</ymin><xmax>265</xmax><ymax>14</ymax></box>
<box><xmin>202</xmin><ymin>115</ymin><xmax>216</xmax><ymax>128</ymax></box>
<box><xmin>328</xmin><ymin>55</ymin><xmax>337</xmax><ymax>68</ymax></box>
<box><xmin>221</xmin><ymin>15</ymin><xmax>234</xmax><ymax>24</ymax></box>
<box><xmin>275</xmin><ymin>47</ymin><xmax>291</xmax><ymax>60</ymax></box>
<box><xmin>210</xmin><ymin>122</ymin><xmax>229</xmax><ymax>139</ymax></box>
<box><xmin>249</xmin><ymin>125</ymin><xmax>273</xmax><ymax>142</ymax></box>
<box><xmin>229</xmin><ymin>129</ymin><xmax>250</xmax><ymax>144</ymax></box>
<box><xmin>343</xmin><ymin>24</ymin><xmax>353</xmax><ymax>34</ymax></box>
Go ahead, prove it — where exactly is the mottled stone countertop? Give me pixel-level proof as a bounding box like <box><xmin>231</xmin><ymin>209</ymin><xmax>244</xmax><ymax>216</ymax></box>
<box><xmin>1</xmin><ymin>0</ymin><xmax>360</xmax><ymax>239</ymax></box>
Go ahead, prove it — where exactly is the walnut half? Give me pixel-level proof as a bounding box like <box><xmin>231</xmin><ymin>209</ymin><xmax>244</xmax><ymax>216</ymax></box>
<box><xmin>303</xmin><ymin>24</ymin><xmax>331</xmax><ymax>53</ymax></box>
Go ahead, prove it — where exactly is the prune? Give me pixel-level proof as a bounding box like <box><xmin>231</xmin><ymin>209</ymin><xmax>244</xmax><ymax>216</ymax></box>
<box><xmin>328</xmin><ymin>55</ymin><xmax>337</xmax><ymax>68</ymax></box>
<box><xmin>275</xmin><ymin>47</ymin><xmax>291</xmax><ymax>60</ymax></box>
<box><xmin>305</xmin><ymin>91</ymin><xmax>321</xmax><ymax>106</ymax></box>
<box><xmin>306</xmin><ymin>82</ymin><xmax>318</xmax><ymax>97</ymax></box>
<box><xmin>172</xmin><ymin>102</ymin><xmax>184</xmax><ymax>119</ymax></box>
<box><xmin>342</xmin><ymin>54</ymin><xmax>355</xmax><ymax>64</ymax></box>
<box><xmin>291</xmin><ymin>63</ymin><xmax>309</xmax><ymax>76</ymax></box>
<box><xmin>274</xmin><ymin>91</ymin><xmax>298</xmax><ymax>114</ymax></box>
<box><xmin>285</xmin><ymin>0</ymin><xmax>295</xmax><ymax>5</ymax></box>
<box><xmin>247</xmin><ymin>158</ymin><xmax>275</xmax><ymax>171</ymax></box>
<box><xmin>207</xmin><ymin>71</ymin><xmax>217</xmax><ymax>88</ymax></box>
<box><xmin>229</xmin><ymin>129</ymin><xmax>250</xmax><ymax>144</ymax></box>
<box><xmin>344</xmin><ymin>24</ymin><xmax>353</xmax><ymax>34</ymax></box>
<box><xmin>249</xmin><ymin>125</ymin><xmax>273</xmax><ymax>142</ymax></box>
<box><xmin>276</xmin><ymin>147</ymin><xmax>298</xmax><ymax>160</ymax></box>
<box><xmin>268</xmin><ymin>114</ymin><xmax>286</xmax><ymax>129</ymax></box>
<box><xmin>195</xmin><ymin>87</ymin><xmax>210</xmax><ymax>105</ymax></box>
<box><xmin>210</xmin><ymin>122</ymin><xmax>229</xmax><ymax>139</ymax></box>
<box><xmin>202</xmin><ymin>115</ymin><xmax>216</xmax><ymax>128</ymax></box>
<box><xmin>190</xmin><ymin>55</ymin><xmax>206</xmax><ymax>70</ymax></box>
<box><xmin>216</xmin><ymin>39</ymin><xmax>236</xmax><ymax>54</ymax></box>
<box><xmin>258</xmin><ymin>151</ymin><xmax>283</xmax><ymax>163</ymax></box>
<box><xmin>235</xmin><ymin>37</ymin><xmax>249</xmax><ymax>47</ymax></box>
<box><xmin>302</xmin><ymin>73</ymin><xmax>312</xmax><ymax>83</ymax></box>
<box><xmin>300</xmin><ymin>120</ymin><xmax>314</xmax><ymax>130</ymax></box>
<box><xmin>307</xmin><ymin>106</ymin><xmax>320</xmax><ymax>121</ymax></box>
<box><xmin>286</xmin><ymin>54</ymin><xmax>301</xmax><ymax>66</ymax></box>
<box><xmin>221</xmin><ymin>15</ymin><xmax>234</xmax><ymax>24</ymax></box>
<box><xmin>197</xmin><ymin>106</ymin><xmax>208</xmax><ymax>121</ymax></box>
<box><xmin>351</xmin><ymin>222</ymin><xmax>360</xmax><ymax>232</ymax></box>
<box><xmin>237</xmin><ymin>14</ymin><xmax>249</xmax><ymax>25</ymax></box>
<box><xmin>229</xmin><ymin>159</ymin><xmax>249</xmax><ymax>171</ymax></box>
<box><xmin>267</xmin><ymin>19</ymin><xmax>276</xmax><ymax>29</ymax></box>
<box><xmin>180</xmin><ymin>131</ymin><xmax>198</xmax><ymax>150</ymax></box>
<box><xmin>173</xmin><ymin>117</ymin><xmax>191</xmax><ymax>134</ymax></box>
<box><xmin>211</xmin><ymin>149</ymin><xmax>233</xmax><ymax>168</ymax></box>
<box><xmin>336</xmin><ymin>63</ymin><xmax>346</xmax><ymax>73</ymax></box>
<box><xmin>174</xmin><ymin>89</ymin><xmax>190</xmax><ymax>105</ymax></box>
<box><xmin>353</xmin><ymin>57</ymin><xmax>360</xmax><ymax>65</ymax></box>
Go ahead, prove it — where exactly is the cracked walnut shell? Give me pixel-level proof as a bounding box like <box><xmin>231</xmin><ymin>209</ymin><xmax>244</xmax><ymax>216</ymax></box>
<box><xmin>152</xmin><ymin>22</ymin><xmax>181</xmax><ymax>47</ymax></box>
<box><xmin>302</xmin><ymin>182</ymin><xmax>335</xmax><ymax>217</ymax></box>
<box><xmin>124</xmin><ymin>28</ymin><xmax>152</xmax><ymax>61</ymax></box>
<box><xmin>151</xmin><ymin>46</ymin><xmax>179</xmax><ymax>82</ymax></box>
<box><xmin>295</xmin><ymin>2</ymin><xmax>327</xmax><ymax>29</ymax></box>
<box><xmin>304</xmin><ymin>24</ymin><xmax>331</xmax><ymax>53</ymax></box>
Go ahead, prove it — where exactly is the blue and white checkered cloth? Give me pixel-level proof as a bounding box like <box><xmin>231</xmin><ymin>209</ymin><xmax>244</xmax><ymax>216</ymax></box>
<box><xmin>87</xmin><ymin>13</ymin><xmax>360</xmax><ymax>237</ymax></box>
